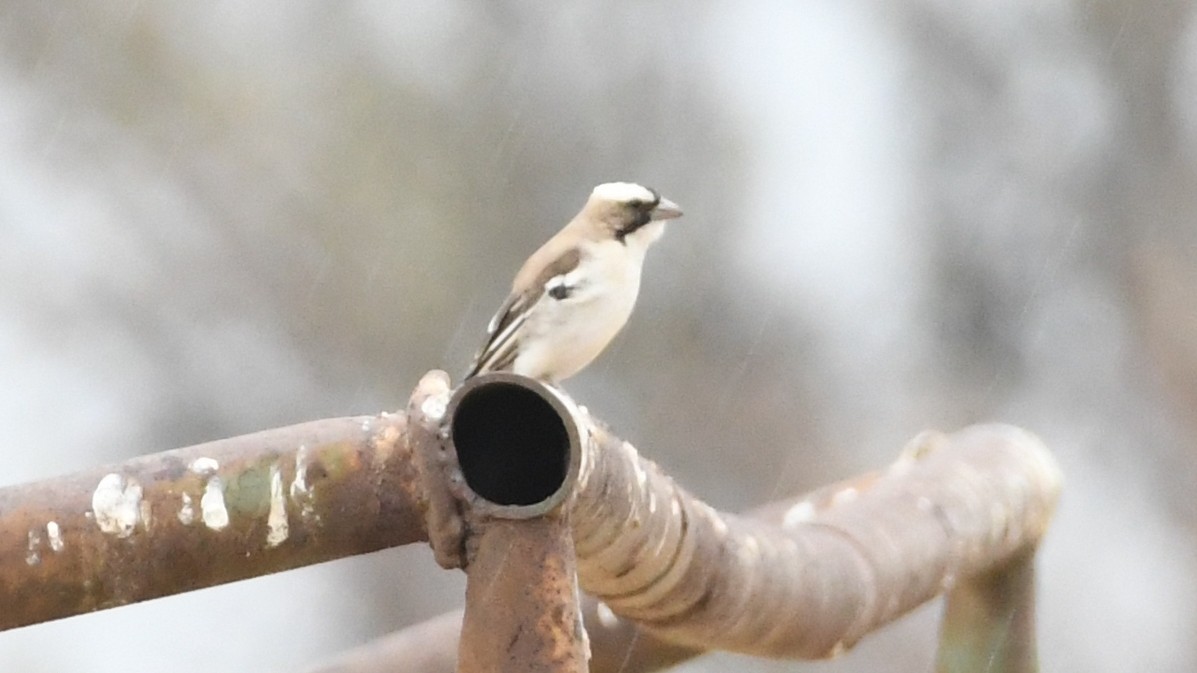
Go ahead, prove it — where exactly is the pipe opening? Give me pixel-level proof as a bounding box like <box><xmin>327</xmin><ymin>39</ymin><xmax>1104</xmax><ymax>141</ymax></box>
<box><xmin>450</xmin><ymin>381</ymin><xmax>571</xmax><ymax>506</ymax></box>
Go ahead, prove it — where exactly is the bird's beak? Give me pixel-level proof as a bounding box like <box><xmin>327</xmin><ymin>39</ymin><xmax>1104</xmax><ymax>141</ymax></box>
<box><xmin>650</xmin><ymin>197</ymin><xmax>683</xmax><ymax>221</ymax></box>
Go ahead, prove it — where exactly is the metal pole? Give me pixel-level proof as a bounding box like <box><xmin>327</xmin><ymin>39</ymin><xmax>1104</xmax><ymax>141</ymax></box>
<box><xmin>0</xmin><ymin>414</ymin><xmax>427</xmax><ymax>631</ymax></box>
<box><xmin>440</xmin><ymin>373</ymin><xmax>592</xmax><ymax>673</ymax></box>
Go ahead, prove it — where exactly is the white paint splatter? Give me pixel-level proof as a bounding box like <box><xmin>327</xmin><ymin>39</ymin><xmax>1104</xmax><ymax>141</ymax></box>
<box><xmin>139</xmin><ymin>500</ymin><xmax>153</xmax><ymax>532</ymax></box>
<box><xmin>707</xmin><ymin>504</ymin><xmax>729</xmax><ymax>538</ymax></box>
<box><xmin>201</xmin><ymin>476</ymin><xmax>229</xmax><ymax>530</ymax></box>
<box><xmin>595</xmin><ymin>602</ymin><xmax>620</xmax><ymax>629</ymax></box>
<box><xmin>290</xmin><ymin>445</ymin><xmax>316</xmax><ymax>522</ymax></box>
<box><xmin>178</xmin><ymin>493</ymin><xmax>195</xmax><ymax>525</ymax></box>
<box><xmin>420</xmin><ymin>393</ymin><xmax>448</xmax><ymax>422</ymax></box>
<box><xmin>739</xmin><ymin>535</ymin><xmax>761</xmax><ymax>563</ymax></box>
<box><xmin>46</xmin><ymin>521</ymin><xmax>64</xmax><ymax>553</ymax></box>
<box><xmin>266</xmin><ymin>462</ymin><xmax>289</xmax><ymax>547</ymax></box>
<box><xmin>26</xmin><ymin>529</ymin><xmax>41</xmax><ymax>566</ymax></box>
<box><xmin>91</xmin><ymin>473</ymin><xmax>143</xmax><ymax>538</ymax></box>
<box><xmin>631</xmin><ymin>458</ymin><xmax>649</xmax><ymax>495</ymax></box>
<box><xmin>830</xmin><ymin>487</ymin><xmax>858</xmax><ymax>507</ymax></box>
<box><xmin>190</xmin><ymin>457</ymin><xmax>219</xmax><ymax>475</ymax></box>
<box><xmin>782</xmin><ymin>501</ymin><xmax>816</xmax><ymax>528</ymax></box>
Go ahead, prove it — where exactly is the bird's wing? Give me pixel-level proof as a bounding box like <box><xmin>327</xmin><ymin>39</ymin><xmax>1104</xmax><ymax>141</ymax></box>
<box><xmin>464</xmin><ymin>245</ymin><xmax>583</xmax><ymax>378</ymax></box>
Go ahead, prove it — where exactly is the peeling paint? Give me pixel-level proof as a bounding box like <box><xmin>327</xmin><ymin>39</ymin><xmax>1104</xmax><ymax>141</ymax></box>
<box><xmin>420</xmin><ymin>393</ymin><xmax>447</xmax><ymax>422</ymax></box>
<box><xmin>782</xmin><ymin>501</ymin><xmax>816</xmax><ymax>528</ymax></box>
<box><xmin>26</xmin><ymin>529</ymin><xmax>40</xmax><ymax>566</ymax></box>
<box><xmin>178</xmin><ymin>493</ymin><xmax>195</xmax><ymax>525</ymax></box>
<box><xmin>91</xmin><ymin>473</ymin><xmax>143</xmax><ymax>538</ymax></box>
<box><xmin>595</xmin><ymin>601</ymin><xmax>620</xmax><ymax>629</ymax></box>
<box><xmin>830</xmin><ymin>487</ymin><xmax>858</xmax><ymax>507</ymax></box>
<box><xmin>139</xmin><ymin>500</ymin><xmax>153</xmax><ymax>532</ymax></box>
<box><xmin>631</xmin><ymin>457</ymin><xmax>648</xmax><ymax>494</ymax></box>
<box><xmin>201</xmin><ymin>476</ymin><xmax>229</xmax><ymax>530</ymax></box>
<box><xmin>189</xmin><ymin>457</ymin><xmax>219</xmax><ymax>475</ymax></box>
<box><xmin>290</xmin><ymin>445</ymin><xmax>316</xmax><ymax>522</ymax></box>
<box><xmin>738</xmin><ymin>535</ymin><xmax>762</xmax><ymax>565</ymax></box>
<box><xmin>708</xmin><ymin>504</ymin><xmax>729</xmax><ymax>538</ymax></box>
<box><xmin>46</xmin><ymin>521</ymin><xmax>64</xmax><ymax>553</ymax></box>
<box><xmin>265</xmin><ymin>462</ymin><xmax>289</xmax><ymax>547</ymax></box>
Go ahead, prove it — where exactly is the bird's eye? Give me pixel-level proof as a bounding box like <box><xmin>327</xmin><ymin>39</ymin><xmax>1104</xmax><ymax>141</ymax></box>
<box><xmin>627</xmin><ymin>199</ymin><xmax>644</xmax><ymax>209</ymax></box>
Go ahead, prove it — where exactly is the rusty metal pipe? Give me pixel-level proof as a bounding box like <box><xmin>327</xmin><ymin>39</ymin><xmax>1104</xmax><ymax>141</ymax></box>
<box><xmin>305</xmin><ymin>414</ymin><xmax>1060</xmax><ymax>673</ymax></box>
<box><xmin>0</xmin><ymin>414</ymin><xmax>427</xmax><ymax>631</ymax></box>
<box><xmin>1</xmin><ymin>370</ymin><xmax>1062</xmax><ymax>672</ymax></box>
<box><xmin>441</xmin><ymin>373</ymin><xmax>589</xmax><ymax>673</ymax></box>
<box><xmin>574</xmin><ymin>421</ymin><xmax>1060</xmax><ymax>659</ymax></box>
<box><xmin>434</xmin><ymin>375</ymin><xmax>1062</xmax><ymax>662</ymax></box>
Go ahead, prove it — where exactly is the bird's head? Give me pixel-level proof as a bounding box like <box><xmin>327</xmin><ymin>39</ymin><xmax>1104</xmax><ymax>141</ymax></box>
<box><xmin>583</xmin><ymin>182</ymin><xmax>683</xmax><ymax>247</ymax></box>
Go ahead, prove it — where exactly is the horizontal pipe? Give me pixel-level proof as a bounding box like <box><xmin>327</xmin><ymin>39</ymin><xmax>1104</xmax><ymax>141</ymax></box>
<box><xmin>570</xmin><ymin>422</ymin><xmax>1061</xmax><ymax>658</ymax></box>
<box><xmin>0</xmin><ymin>414</ymin><xmax>427</xmax><ymax>631</ymax></box>
<box><xmin>0</xmin><ymin>371</ymin><xmax>1063</xmax><ymax>672</ymax></box>
<box><xmin>305</xmin><ymin>423</ymin><xmax>1061</xmax><ymax>672</ymax></box>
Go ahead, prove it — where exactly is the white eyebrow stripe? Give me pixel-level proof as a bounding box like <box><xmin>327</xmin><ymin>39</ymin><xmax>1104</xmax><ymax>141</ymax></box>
<box><xmin>591</xmin><ymin>182</ymin><xmax>655</xmax><ymax>203</ymax></box>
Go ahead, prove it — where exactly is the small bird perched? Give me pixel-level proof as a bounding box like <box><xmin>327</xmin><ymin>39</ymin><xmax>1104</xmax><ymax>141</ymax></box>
<box><xmin>465</xmin><ymin>182</ymin><xmax>684</xmax><ymax>384</ymax></box>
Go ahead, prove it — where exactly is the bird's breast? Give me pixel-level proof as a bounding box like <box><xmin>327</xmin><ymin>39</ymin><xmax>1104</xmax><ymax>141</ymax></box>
<box><xmin>514</xmin><ymin>242</ymin><xmax>645</xmax><ymax>380</ymax></box>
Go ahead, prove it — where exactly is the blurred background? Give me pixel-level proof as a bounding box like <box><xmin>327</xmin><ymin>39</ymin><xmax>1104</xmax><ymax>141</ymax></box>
<box><xmin>1</xmin><ymin>1</ymin><xmax>1195</xmax><ymax>671</ymax></box>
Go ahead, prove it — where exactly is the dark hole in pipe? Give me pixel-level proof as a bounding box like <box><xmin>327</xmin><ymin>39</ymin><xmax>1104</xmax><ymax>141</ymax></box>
<box><xmin>451</xmin><ymin>382</ymin><xmax>570</xmax><ymax>506</ymax></box>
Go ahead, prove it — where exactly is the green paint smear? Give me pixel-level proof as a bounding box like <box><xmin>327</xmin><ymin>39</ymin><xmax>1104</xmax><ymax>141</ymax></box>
<box><xmin>224</xmin><ymin>460</ymin><xmax>275</xmax><ymax>518</ymax></box>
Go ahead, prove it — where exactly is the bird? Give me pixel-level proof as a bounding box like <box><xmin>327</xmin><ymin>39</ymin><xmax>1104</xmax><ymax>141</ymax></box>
<box><xmin>464</xmin><ymin>182</ymin><xmax>684</xmax><ymax>384</ymax></box>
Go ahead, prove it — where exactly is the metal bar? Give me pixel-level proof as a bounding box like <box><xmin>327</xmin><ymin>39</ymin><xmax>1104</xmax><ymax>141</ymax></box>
<box><xmin>303</xmin><ymin>419</ymin><xmax>1059</xmax><ymax>673</ymax></box>
<box><xmin>1</xmin><ymin>370</ymin><xmax>1063</xmax><ymax>673</ymax></box>
<box><xmin>304</xmin><ymin>598</ymin><xmax>700</xmax><ymax>673</ymax></box>
<box><xmin>0</xmin><ymin>413</ymin><xmax>427</xmax><ymax>631</ymax></box>
<box><xmin>304</xmin><ymin>610</ymin><xmax>464</xmax><ymax>673</ymax></box>
<box><xmin>441</xmin><ymin>373</ymin><xmax>589</xmax><ymax>673</ymax></box>
<box><xmin>457</xmin><ymin>518</ymin><xmax>586</xmax><ymax>673</ymax></box>
<box><xmin>571</xmin><ymin>420</ymin><xmax>1061</xmax><ymax>659</ymax></box>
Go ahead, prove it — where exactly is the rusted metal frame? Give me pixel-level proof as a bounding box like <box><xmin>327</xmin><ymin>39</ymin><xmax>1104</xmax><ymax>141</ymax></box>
<box><xmin>416</xmin><ymin>372</ymin><xmax>589</xmax><ymax>673</ymax></box>
<box><xmin>0</xmin><ymin>413</ymin><xmax>427</xmax><ymax>631</ymax></box>
<box><xmin>457</xmin><ymin>519</ymin><xmax>585</xmax><ymax>673</ymax></box>
<box><xmin>0</xmin><ymin>369</ymin><xmax>1062</xmax><ymax>673</ymax></box>
<box><xmin>303</xmin><ymin>600</ymin><xmax>699</xmax><ymax>673</ymax></box>
<box><xmin>303</xmin><ymin>417</ymin><xmax>1060</xmax><ymax>673</ymax></box>
<box><xmin>384</xmin><ymin>375</ymin><xmax>1061</xmax><ymax>670</ymax></box>
<box><xmin>570</xmin><ymin>419</ymin><xmax>1061</xmax><ymax>659</ymax></box>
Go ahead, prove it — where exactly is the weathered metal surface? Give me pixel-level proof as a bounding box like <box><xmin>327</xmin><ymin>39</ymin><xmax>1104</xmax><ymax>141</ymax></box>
<box><xmin>305</xmin><ymin>418</ymin><xmax>1059</xmax><ymax>673</ymax></box>
<box><xmin>457</xmin><ymin>518</ymin><xmax>587</xmax><ymax>673</ymax></box>
<box><xmin>0</xmin><ymin>413</ymin><xmax>426</xmax><ymax>631</ymax></box>
<box><xmin>1</xmin><ymin>371</ymin><xmax>1063</xmax><ymax>673</ymax></box>
<box><xmin>569</xmin><ymin>420</ymin><xmax>1061</xmax><ymax>659</ymax></box>
<box><xmin>304</xmin><ymin>599</ymin><xmax>700</xmax><ymax>673</ymax></box>
<box><xmin>445</xmin><ymin>373</ymin><xmax>589</xmax><ymax>673</ymax></box>
<box><xmin>406</xmin><ymin>370</ymin><xmax>465</xmax><ymax>569</ymax></box>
